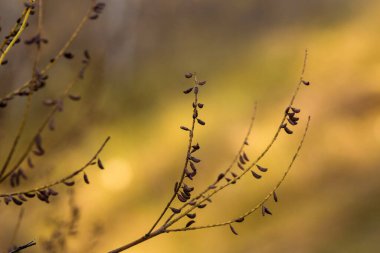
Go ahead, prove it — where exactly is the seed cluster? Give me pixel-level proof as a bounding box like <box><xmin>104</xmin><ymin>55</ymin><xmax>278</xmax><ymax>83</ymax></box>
<box><xmin>0</xmin><ymin>1</ymin><xmax>110</xmax><ymax>208</ymax></box>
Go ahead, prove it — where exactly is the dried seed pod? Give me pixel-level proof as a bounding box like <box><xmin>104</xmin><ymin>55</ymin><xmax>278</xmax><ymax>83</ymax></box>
<box><xmin>1</xmin><ymin>59</ymin><xmax>8</xmax><ymax>65</ymax></box>
<box><xmin>216</xmin><ymin>173</ymin><xmax>225</xmax><ymax>182</ymax></box>
<box><xmin>189</xmin><ymin>162</ymin><xmax>197</xmax><ymax>171</ymax></box>
<box><xmin>37</xmin><ymin>192</ymin><xmax>49</xmax><ymax>203</ymax></box>
<box><xmin>198</xmin><ymin>203</ymin><xmax>207</xmax><ymax>208</ymax></box>
<box><xmin>225</xmin><ymin>177</ymin><xmax>231</xmax><ymax>182</ymax></box>
<box><xmin>239</xmin><ymin>155</ymin><xmax>246</xmax><ymax>165</ymax></box>
<box><xmin>183</xmin><ymin>183</ymin><xmax>194</xmax><ymax>193</ymax></box>
<box><xmin>24</xmin><ymin>192</ymin><xmax>35</xmax><ymax>198</ymax></box>
<box><xmin>97</xmin><ymin>158</ymin><xmax>105</xmax><ymax>169</ymax></box>
<box><xmin>262</xmin><ymin>206</ymin><xmax>272</xmax><ymax>216</ymax></box>
<box><xmin>185</xmin><ymin>72</ymin><xmax>193</xmax><ymax>78</ymax></box>
<box><xmin>194</xmin><ymin>86</ymin><xmax>199</xmax><ymax>94</ymax></box>
<box><xmin>18</xmin><ymin>194</ymin><xmax>27</xmax><ymax>202</ymax></box>
<box><xmin>197</xmin><ymin>103</ymin><xmax>204</xmax><ymax>108</ymax></box>
<box><xmin>12</xmin><ymin>196</ymin><xmax>23</xmax><ymax>206</ymax></box>
<box><xmin>185</xmin><ymin>220</ymin><xmax>195</xmax><ymax>228</ymax></box>
<box><xmin>283</xmin><ymin>126</ymin><xmax>293</xmax><ymax>134</ymax></box>
<box><xmin>191</xmin><ymin>143</ymin><xmax>200</xmax><ymax>153</ymax></box>
<box><xmin>291</xmin><ymin>107</ymin><xmax>301</xmax><ymax>113</ymax></box>
<box><xmin>198</xmin><ymin>80</ymin><xmax>206</xmax><ymax>86</ymax></box>
<box><xmin>193</xmin><ymin>110</ymin><xmax>198</xmax><ymax>119</ymax></box>
<box><xmin>68</xmin><ymin>94</ymin><xmax>81</xmax><ymax>101</ymax></box>
<box><xmin>170</xmin><ymin>207</ymin><xmax>181</xmax><ymax>214</ymax></box>
<box><xmin>189</xmin><ymin>201</ymin><xmax>197</xmax><ymax>206</ymax></box>
<box><xmin>251</xmin><ymin>171</ymin><xmax>262</xmax><ymax>179</ymax></box>
<box><xmin>242</xmin><ymin>152</ymin><xmax>249</xmax><ymax>162</ymax></box>
<box><xmin>183</xmin><ymin>87</ymin><xmax>193</xmax><ymax>94</ymax></box>
<box><xmin>180</xmin><ymin>126</ymin><xmax>190</xmax><ymax>131</ymax></box>
<box><xmin>237</xmin><ymin>163</ymin><xmax>245</xmax><ymax>171</ymax></box>
<box><xmin>189</xmin><ymin>156</ymin><xmax>201</xmax><ymax>163</ymax></box>
<box><xmin>177</xmin><ymin>193</ymin><xmax>187</xmax><ymax>202</ymax></box>
<box><xmin>186</xmin><ymin>213</ymin><xmax>196</xmax><ymax>219</ymax></box>
<box><xmin>181</xmin><ymin>191</ymin><xmax>191</xmax><ymax>200</ymax></box>
<box><xmin>229</xmin><ymin>224</ymin><xmax>238</xmax><ymax>235</ymax></box>
<box><xmin>235</xmin><ymin>217</ymin><xmax>244</xmax><ymax>223</ymax></box>
<box><xmin>302</xmin><ymin>80</ymin><xmax>310</xmax><ymax>86</ymax></box>
<box><xmin>84</xmin><ymin>50</ymin><xmax>91</xmax><ymax>60</ymax></box>
<box><xmin>256</xmin><ymin>165</ymin><xmax>268</xmax><ymax>172</ymax></box>
<box><xmin>273</xmin><ymin>191</ymin><xmax>278</xmax><ymax>202</ymax></box>
<box><xmin>83</xmin><ymin>173</ymin><xmax>90</xmax><ymax>184</ymax></box>
<box><xmin>4</xmin><ymin>196</ymin><xmax>11</xmax><ymax>205</ymax></box>
<box><xmin>197</xmin><ymin>119</ymin><xmax>205</xmax><ymax>125</ymax></box>
<box><xmin>47</xmin><ymin>188</ymin><xmax>58</xmax><ymax>196</ymax></box>
<box><xmin>291</xmin><ymin>116</ymin><xmax>299</xmax><ymax>122</ymax></box>
<box><xmin>64</xmin><ymin>180</ymin><xmax>75</xmax><ymax>186</ymax></box>
<box><xmin>287</xmin><ymin>112</ymin><xmax>295</xmax><ymax>118</ymax></box>
<box><xmin>63</xmin><ymin>52</ymin><xmax>74</xmax><ymax>59</ymax></box>
<box><xmin>287</xmin><ymin>117</ymin><xmax>297</xmax><ymax>126</ymax></box>
<box><xmin>231</xmin><ymin>172</ymin><xmax>238</xmax><ymax>178</ymax></box>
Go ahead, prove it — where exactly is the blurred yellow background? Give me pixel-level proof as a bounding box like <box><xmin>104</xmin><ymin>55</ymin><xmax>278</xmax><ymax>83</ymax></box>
<box><xmin>1</xmin><ymin>0</ymin><xmax>380</xmax><ymax>252</ymax></box>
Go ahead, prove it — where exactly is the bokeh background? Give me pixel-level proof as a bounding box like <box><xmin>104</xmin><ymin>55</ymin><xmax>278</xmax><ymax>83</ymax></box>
<box><xmin>1</xmin><ymin>0</ymin><xmax>380</xmax><ymax>252</ymax></box>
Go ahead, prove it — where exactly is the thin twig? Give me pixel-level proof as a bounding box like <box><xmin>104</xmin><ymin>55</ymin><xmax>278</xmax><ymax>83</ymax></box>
<box><xmin>8</xmin><ymin>241</ymin><xmax>36</xmax><ymax>253</ymax></box>
<box><xmin>162</xmin><ymin>50</ymin><xmax>309</xmax><ymax>230</ymax></box>
<box><xmin>0</xmin><ymin>1</ymin><xmax>34</xmax><ymax>65</ymax></box>
<box><xmin>0</xmin><ymin>74</ymin><xmax>84</xmax><ymax>183</ymax></box>
<box><xmin>163</xmin><ymin>104</ymin><xmax>257</xmax><ymax>225</ymax></box>
<box><xmin>166</xmin><ymin>116</ymin><xmax>310</xmax><ymax>232</ymax></box>
<box><xmin>0</xmin><ymin>136</ymin><xmax>110</xmax><ymax>198</ymax></box>
<box><xmin>0</xmin><ymin>97</ymin><xmax>32</xmax><ymax>179</ymax></box>
<box><xmin>147</xmin><ymin>74</ymin><xmax>201</xmax><ymax>235</ymax></box>
<box><xmin>0</xmin><ymin>2</ymin><xmax>93</xmax><ymax>103</ymax></box>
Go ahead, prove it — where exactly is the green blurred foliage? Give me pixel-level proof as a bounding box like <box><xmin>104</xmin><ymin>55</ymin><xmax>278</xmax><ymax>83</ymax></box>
<box><xmin>0</xmin><ymin>0</ymin><xmax>380</xmax><ymax>252</ymax></box>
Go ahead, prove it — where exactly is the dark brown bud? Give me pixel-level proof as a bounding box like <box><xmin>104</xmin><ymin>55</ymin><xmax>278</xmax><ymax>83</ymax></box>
<box><xmin>197</xmin><ymin>119</ymin><xmax>205</xmax><ymax>125</ymax></box>
<box><xmin>256</xmin><ymin>165</ymin><xmax>268</xmax><ymax>172</ymax></box>
<box><xmin>170</xmin><ymin>207</ymin><xmax>181</xmax><ymax>213</ymax></box>
<box><xmin>229</xmin><ymin>224</ymin><xmax>238</xmax><ymax>235</ymax></box>
<box><xmin>183</xmin><ymin>87</ymin><xmax>193</xmax><ymax>94</ymax></box>
<box><xmin>251</xmin><ymin>171</ymin><xmax>262</xmax><ymax>179</ymax></box>
<box><xmin>185</xmin><ymin>220</ymin><xmax>195</xmax><ymax>228</ymax></box>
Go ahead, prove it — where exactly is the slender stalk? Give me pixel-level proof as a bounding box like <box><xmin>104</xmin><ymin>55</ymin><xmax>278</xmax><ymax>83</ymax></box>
<box><xmin>0</xmin><ymin>1</ymin><xmax>34</xmax><ymax>66</ymax></box>
<box><xmin>147</xmin><ymin>75</ymin><xmax>201</xmax><ymax>235</ymax></box>
<box><xmin>166</xmin><ymin>116</ymin><xmax>310</xmax><ymax>232</ymax></box>
<box><xmin>0</xmin><ymin>97</ymin><xmax>31</xmax><ymax>179</ymax></box>
<box><xmin>0</xmin><ymin>1</ymin><xmax>93</xmax><ymax>103</ymax></box>
<box><xmin>0</xmin><ymin>136</ymin><xmax>110</xmax><ymax>198</ymax></box>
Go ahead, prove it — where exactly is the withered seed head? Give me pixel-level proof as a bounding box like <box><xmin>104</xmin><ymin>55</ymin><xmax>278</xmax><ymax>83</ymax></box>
<box><xmin>251</xmin><ymin>170</ymin><xmax>262</xmax><ymax>179</ymax></box>
<box><xmin>185</xmin><ymin>220</ymin><xmax>195</xmax><ymax>228</ymax></box>
<box><xmin>229</xmin><ymin>224</ymin><xmax>238</xmax><ymax>235</ymax></box>
<box><xmin>183</xmin><ymin>87</ymin><xmax>193</xmax><ymax>94</ymax></box>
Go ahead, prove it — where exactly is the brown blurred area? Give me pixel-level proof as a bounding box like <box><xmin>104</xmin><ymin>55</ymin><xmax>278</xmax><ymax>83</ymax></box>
<box><xmin>1</xmin><ymin>0</ymin><xmax>380</xmax><ymax>252</ymax></box>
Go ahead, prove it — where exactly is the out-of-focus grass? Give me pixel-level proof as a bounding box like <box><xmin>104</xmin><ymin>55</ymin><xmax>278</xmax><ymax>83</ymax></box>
<box><xmin>1</xmin><ymin>1</ymin><xmax>380</xmax><ymax>252</ymax></box>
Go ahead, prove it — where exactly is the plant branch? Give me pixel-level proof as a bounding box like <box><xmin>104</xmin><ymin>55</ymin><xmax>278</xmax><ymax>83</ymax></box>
<box><xmin>0</xmin><ymin>1</ymin><xmax>34</xmax><ymax>66</ymax></box>
<box><xmin>166</xmin><ymin>116</ymin><xmax>310</xmax><ymax>232</ymax></box>
<box><xmin>147</xmin><ymin>74</ymin><xmax>201</xmax><ymax>235</ymax></box>
<box><xmin>0</xmin><ymin>136</ymin><xmax>110</xmax><ymax>199</ymax></box>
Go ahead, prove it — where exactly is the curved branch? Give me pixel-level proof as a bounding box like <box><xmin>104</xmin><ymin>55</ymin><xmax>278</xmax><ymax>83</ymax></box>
<box><xmin>166</xmin><ymin>116</ymin><xmax>310</xmax><ymax>233</ymax></box>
